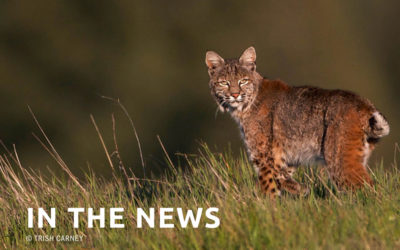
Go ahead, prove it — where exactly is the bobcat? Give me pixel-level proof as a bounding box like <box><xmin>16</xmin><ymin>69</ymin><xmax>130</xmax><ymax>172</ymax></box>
<box><xmin>205</xmin><ymin>46</ymin><xmax>390</xmax><ymax>198</ymax></box>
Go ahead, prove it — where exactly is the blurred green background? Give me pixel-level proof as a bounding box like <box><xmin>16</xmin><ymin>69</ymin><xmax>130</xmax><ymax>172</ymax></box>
<box><xmin>0</xmin><ymin>1</ymin><xmax>398</xmax><ymax>177</ymax></box>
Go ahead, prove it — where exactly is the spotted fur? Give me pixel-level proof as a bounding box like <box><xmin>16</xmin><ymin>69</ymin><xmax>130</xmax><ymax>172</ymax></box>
<box><xmin>205</xmin><ymin>47</ymin><xmax>389</xmax><ymax>199</ymax></box>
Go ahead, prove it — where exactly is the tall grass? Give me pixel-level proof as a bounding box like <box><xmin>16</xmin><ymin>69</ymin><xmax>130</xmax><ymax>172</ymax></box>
<box><xmin>0</xmin><ymin>114</ymin><xmax>399</xmax><ymax>249</ymax></box>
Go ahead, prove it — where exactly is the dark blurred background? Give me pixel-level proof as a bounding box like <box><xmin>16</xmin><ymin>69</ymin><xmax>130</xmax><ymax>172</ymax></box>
<box><xmin>0</xmin><ymin>1</ymin><xmax>398</xmax><ymax>177</ymax></box>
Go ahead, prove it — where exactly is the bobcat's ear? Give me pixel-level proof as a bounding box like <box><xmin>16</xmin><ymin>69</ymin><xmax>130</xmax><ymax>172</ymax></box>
<box><xmin>205</xmin><ymin>51</ymin><xmax>224</xmax><ymax>75</ymax></box>
<box><xmin>239</xmin><ymin>46</ymin><xmax>256</xmax><ymax>71</ymax></box>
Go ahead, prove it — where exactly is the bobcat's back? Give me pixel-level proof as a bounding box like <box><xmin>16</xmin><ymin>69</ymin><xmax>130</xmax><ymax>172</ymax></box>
<box><xmin>253</xmin><ymin>80</ymin><xmax>389</xmax><ymax>166</ymax></box>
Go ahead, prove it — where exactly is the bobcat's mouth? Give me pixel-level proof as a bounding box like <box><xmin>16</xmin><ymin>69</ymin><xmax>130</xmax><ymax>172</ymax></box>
<box><xmin>228</xmin><ymin>95</ymin><xmax>244</xmax><ymax>103</ymax></box>
<box><xmin>227</xmin><ymin>98</ymin><xmax>245</xmax><ymax>109</ymax></box>
<box><xmin>229</xmin><ymin>102</ymin><xmax>241</xmax><ymax>108</ymax></box>
<box><xmin>217</xmin><ymin>95</ymin><xmax>246</xmax><ymax>110</ymax></box>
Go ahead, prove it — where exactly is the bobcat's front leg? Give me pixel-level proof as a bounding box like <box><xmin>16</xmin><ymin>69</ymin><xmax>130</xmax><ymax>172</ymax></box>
<box><xmin>277</xmin><ymin>167</ymin><xmax>308</xmax><ymax>195</ymax></box>
<box><xmin>244</xmin><ymin>117</ymin><xmax>284</xmax><ymax>198</ymax></box>
<box><xmin>254</xmin><ymin>143</ymin><xmax>305</xmax><ymax>198</ymax></box>
<box><xmin>254</xmin><ymin>156</ymin><xmax>281</xmax><ymax>198</ymax></box>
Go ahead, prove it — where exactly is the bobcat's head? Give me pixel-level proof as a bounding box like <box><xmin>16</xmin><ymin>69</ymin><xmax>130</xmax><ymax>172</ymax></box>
<box><xmin>205</xmin><ymin>47</ymin><xmax>262</xmax><ymax>113</ymax></box>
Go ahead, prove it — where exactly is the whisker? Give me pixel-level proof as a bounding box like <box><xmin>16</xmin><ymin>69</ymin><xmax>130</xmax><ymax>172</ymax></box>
<box><xmin>215</xmin><ymin>100</ymin><xmax>228</xmax><ymax>119</ymax></box>
<box><xmin>214</xmin><ymin>106</ymin><xmax>220</xmax><ymax>119</ymax></box>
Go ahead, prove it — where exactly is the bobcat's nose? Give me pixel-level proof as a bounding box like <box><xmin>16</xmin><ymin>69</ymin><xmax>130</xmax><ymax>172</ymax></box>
<box><xmin>231</xmin><ymin>93</ymin><xmax>240</xmax><ymax>99</ymax></box>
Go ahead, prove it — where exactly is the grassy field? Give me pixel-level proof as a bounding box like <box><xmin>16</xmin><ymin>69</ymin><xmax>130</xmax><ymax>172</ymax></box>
<box><xmin>1</xmin><ymin>134</ymin><xmax>400</xmax><ymax>249</ymax></box>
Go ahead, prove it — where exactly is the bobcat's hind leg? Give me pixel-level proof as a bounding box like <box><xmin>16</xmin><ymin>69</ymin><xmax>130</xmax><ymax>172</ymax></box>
<box><xmin>324</xmin><ymin>110</ymin><xmax>373</xmax><ymax>189</ymax></box>
<box><xmin>340</xmin><ymin>137</ymin><xmax>373</xmax><ymax>188</ymax></box>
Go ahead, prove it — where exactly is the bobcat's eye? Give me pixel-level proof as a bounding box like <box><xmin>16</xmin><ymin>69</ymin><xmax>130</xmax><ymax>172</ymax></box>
<box><xmin>239</xmin><ymin>79</ymin><xmax>249</xmax><ymax>86</ymax></box>
<box><xmin>218</xmin><ymin>81</ymin><xmax>230</xmax><ymax>87</ymax></box>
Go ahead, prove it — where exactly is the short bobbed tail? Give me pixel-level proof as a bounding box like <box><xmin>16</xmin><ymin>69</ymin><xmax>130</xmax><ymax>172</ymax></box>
<box><xmin>368</xmin><ymin>111</ymin><xmax>390</xmax><ymax>139</ymax></box>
